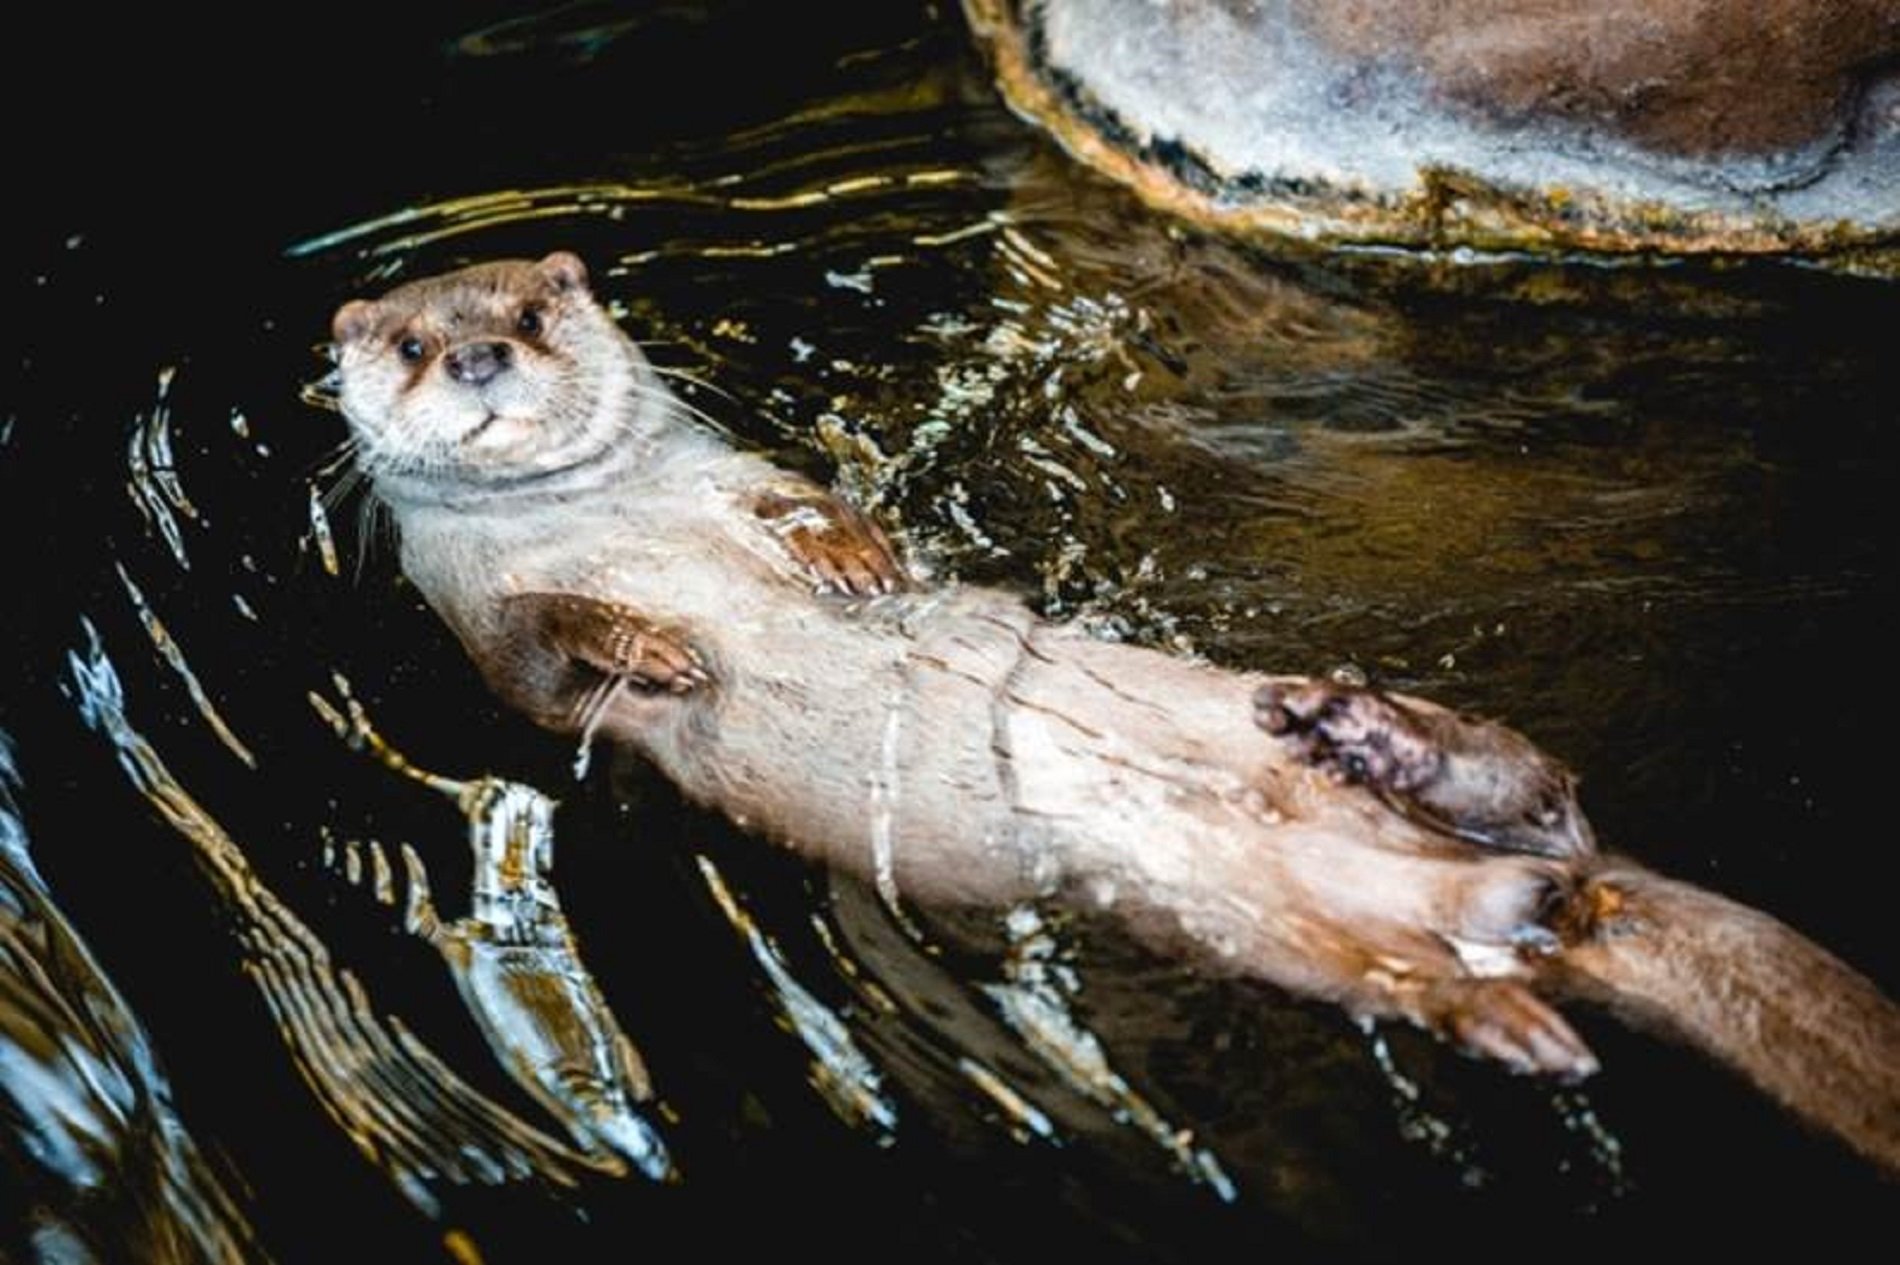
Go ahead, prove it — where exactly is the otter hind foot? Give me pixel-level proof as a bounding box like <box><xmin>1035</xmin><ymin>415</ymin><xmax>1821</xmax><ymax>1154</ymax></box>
<box><xmin>1409</xmin><ymin>978</ymin><xmax>1599</xmax><ymax>1080</ymax></box>
<box><xmin>1253</xmin><ymin>681</ymin><xmax>1594</xmax><ymax>859</ymax></box>
<box><xmin>1254</xmin><ymin>680</ymin><xmax>1447</xmax><ymax>794</ymax></box>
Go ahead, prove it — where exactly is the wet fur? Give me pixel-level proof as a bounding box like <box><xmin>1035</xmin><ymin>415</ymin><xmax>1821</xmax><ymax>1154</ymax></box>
<box><xmin>332</xmin><ymin>253</ymin><xmax>1900</xmax><ymax>1174</ymax></box>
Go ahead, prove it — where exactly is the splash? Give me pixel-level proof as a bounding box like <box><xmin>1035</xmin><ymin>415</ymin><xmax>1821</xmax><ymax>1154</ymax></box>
<box><xmin>695</xmin><ymin>855</ymin><xmax>898</xmax><ymax>1139</ymax></box>
<box><xmin>67</xmin><ymin>622</ymin><xmax>609</xmax><ymax>1220</ymax></box>
<box><xmin>986</xmin><ymin>905</ymin><xmax>1237</xmax><ymax>1200</ymax></box>
<box><xmin>116</xmin><ymin>563</ymin><xmax>257</xmax><ymax>769</ymax></box>
<box><xmin>304</xmin><ymin>483</ymin><xmax>341</xmax><ymax>578</ymax></box>
<box><xmin>310</xmin><ymin>677</ymin><xmax>675</xmax><ymax>1182</ymax></box>
<box><xmin>125</xmin><ymin>367</ymin><xmax>199</xmax><ymax>573</ymax></box>
<box><xmin>0</xmin><ymin>730</ymin><xmax>265</xmax><ymax>1263</ymax></box>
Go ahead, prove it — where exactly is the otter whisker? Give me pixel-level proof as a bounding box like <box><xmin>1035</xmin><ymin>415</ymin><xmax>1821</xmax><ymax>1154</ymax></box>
<box><xmin>626</xmin><ymin>379</ymin><xmax>729</xmax><ymax>435</ymax></box>
<box><xmin>647</xmin><ymin>362</ymin><xmax>737</xmax><ymax>403</ymax></box>
<box><xmin>351</xmin><ymin>496</ymin><xmax>395</xmax><ymax>578</ymax></box>
<box><xmin>305</xmin><ymin>435</ymin><xmax>364</xmax><ymax>485</ymax></box>
<box><xmin>318</xmin><ymin>472</ymin><xmax>362</xmax><ymax>516</ymax></box>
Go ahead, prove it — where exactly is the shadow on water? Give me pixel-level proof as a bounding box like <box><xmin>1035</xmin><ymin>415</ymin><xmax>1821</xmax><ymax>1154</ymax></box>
<box><xmin>3</xmin><ymin>3</ymin><xmax>1896</xmax><ymax>1262</ymax></box>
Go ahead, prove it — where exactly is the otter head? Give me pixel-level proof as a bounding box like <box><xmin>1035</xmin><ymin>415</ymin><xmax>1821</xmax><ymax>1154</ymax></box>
<box><xmin>331</xmin><ymin>251</ymin><xmax>644</xmax><ymax>500</ymax></box>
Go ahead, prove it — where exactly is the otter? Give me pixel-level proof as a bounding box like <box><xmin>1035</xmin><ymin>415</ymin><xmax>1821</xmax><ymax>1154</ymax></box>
<box><xmin>330</xmin><ymin>252</ymin><xmax>1900</xmax><ymax>1173</ymax></box>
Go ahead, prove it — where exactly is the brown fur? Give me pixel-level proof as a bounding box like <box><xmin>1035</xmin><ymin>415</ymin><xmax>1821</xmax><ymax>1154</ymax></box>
<box><xmin>331</xmin><ymin>253</ymin><xmax>1900</xmax><ymax>1174</ymax></box>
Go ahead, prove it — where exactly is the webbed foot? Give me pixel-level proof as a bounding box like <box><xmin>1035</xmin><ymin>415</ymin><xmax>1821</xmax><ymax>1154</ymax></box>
<box><xmin>1254</xmin><ymin>680</ymin><xmax>1594</xmax><ymax>859</ymax></box>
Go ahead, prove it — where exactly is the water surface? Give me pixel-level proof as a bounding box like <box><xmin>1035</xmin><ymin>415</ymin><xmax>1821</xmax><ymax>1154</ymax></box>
<box><xmin>3</xmin><ymin>3</ymin><xmax>1895</xmax><ymax>1261</ymax></box>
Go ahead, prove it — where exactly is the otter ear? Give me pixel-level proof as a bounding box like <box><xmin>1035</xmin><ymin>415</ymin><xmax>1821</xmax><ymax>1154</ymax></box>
<box><xmin>332</xmin><ymin>299</ymin><xmax>378</xmax><ymax>346</ymax></box>
<box><xmin>537</xmin><ymin>251</ymin><xmax>590</xmax><ymax>294</ymax></box>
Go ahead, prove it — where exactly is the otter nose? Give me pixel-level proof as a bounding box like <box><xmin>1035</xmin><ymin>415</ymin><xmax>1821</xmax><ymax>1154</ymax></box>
<box><xmin>445</xmin><ymin>341</ymin><xmax>511</xmax><ymax>386</ymax></box>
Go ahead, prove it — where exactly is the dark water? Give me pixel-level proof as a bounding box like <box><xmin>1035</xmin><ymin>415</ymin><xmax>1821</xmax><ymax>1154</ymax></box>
<box><xmin>4</xmin><ymin>3</ymin><xmax>1896</xmax><ymax>1262</ymax></box>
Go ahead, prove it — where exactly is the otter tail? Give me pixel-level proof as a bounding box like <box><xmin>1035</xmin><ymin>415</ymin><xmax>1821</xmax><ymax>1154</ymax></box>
<box><xmin>1552</xmin><ymin>862</ymin><xmax>1900</xmax><ymax>1175</ymax></box>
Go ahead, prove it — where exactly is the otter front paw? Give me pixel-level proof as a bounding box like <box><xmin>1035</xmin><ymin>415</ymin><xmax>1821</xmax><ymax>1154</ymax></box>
<box><xmin>1253</xmin><ymin>680</ymin><xmax>1594</xmax><ymax>859</ymax></box>
<box><xmin>755</xmin><ymin>485</ymin><xmax>905</xmax><ymax>597</ymax></box>
<box><xmin>504</xmin><ymin>593</ymin><xmax>710</xmax><ymax>694</ymax></box>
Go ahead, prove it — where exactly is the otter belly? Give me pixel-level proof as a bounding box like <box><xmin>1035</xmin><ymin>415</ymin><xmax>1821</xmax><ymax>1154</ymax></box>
<box><xmin>589</xmin><ymin>577</ymin><xmax>1553</xmax><ymax>1009</ymax></box>
<box><xmin>598</xmin><ymin>583</ymin><xmax>1051</xmax><ymax>905</ymax></box>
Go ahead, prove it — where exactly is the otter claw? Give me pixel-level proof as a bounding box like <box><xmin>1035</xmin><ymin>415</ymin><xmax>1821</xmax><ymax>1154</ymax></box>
<box><xmin>756</xmin><ymin>484</ymin><xmax>905</xmax><ymax>598</ymax></box>
<box><xmin>1421</xmin><ymin>980</ymin><xmax>1599</xmax><ymax>1080</ymax></box>
<box><xmin>504</xmin><ymin>592</ymin><xmax>711</xmax><ymax>697</ymax></box>
<box><xmin>806</xmin><ymin>540</ymin><xmax>901</xmax><ymax>597</ymax></box>
<box><xmin>812</xmin><ymin>552</ymin><xmax>887</xmax><ymax>598</ymax></box>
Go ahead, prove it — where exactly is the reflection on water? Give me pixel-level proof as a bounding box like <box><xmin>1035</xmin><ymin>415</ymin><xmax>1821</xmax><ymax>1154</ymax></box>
<box><xmin>2</xmin><ymin>2</ymin><xmax>1896</xmax><ymax>1262</ymax></box>
<box><xmin>69</xmin><ymin>623</ymin><xmax>613</xmax><ymax>1217</ymax></box>
<box><xmin>0</xmin><ymin>733</ymin><xmax>261</xmax><ymax>1263</ymax></box>
<box><xmin>309</xmin><ymin>676</ymin><xmax>673</xmax><ymax>1183</ymax></box>
<box><xmin>693</xmin><ymin>853</ymin><xmax>899</xmax><ymax>1139</ymax></box>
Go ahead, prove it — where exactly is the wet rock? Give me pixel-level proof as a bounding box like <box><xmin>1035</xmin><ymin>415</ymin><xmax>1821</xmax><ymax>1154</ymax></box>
<box><xmin>1304</xmin><ymin>0</ymin><xmax>1899</xmax><ymax>160</ymax></box>
<box><xmin>965</xmin><ymin>0</ymin><xmax>1900</xmax><ymax>273</ymax></box>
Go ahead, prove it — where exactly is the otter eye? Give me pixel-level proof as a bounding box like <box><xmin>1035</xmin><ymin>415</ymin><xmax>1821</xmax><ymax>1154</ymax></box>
<box><xmin>516</xmin><ymin>306</ymin><xmax>543</xmax><ymax>336</ymax></box>
<box><xmin>398</xmin><ymin>336</ymin><xmax>425</xmax><ymax>363</ymax></box>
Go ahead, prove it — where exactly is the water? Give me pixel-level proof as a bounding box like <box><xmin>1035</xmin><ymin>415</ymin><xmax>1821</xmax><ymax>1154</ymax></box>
<box><xmin>4</xmin><ymin>3</ymin><xmax>1896</xmax><ymax>1261</ymax></box>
